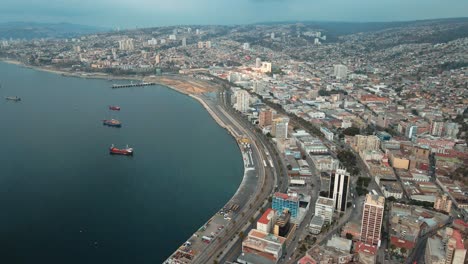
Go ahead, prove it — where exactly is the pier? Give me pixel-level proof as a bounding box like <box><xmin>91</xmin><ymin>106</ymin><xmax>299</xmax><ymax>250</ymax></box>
<box><xmin>111</xmin><ymin>82</ymin><xmax>156</xmax><ymax>88</ymax></box>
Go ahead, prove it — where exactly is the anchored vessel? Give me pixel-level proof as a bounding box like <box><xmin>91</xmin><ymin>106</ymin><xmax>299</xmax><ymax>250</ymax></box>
<box><xmin>109</xmin><ymin>105</ymin><xmax>121</xmax><ymax>111</ymax></box>
<box><xmin>102</xmin><ymin>119</ymin><xmax>122</xmax><ymax>127</ymax></box>
<box><xmin>5</xmin><ymin>96</ymin><xmax>21</xmax><ymax>101</ymax></box>
<box><xmin>109</xmin><ymin>144</ymin><xmax>133</xmax><ymax>155</ymax></box>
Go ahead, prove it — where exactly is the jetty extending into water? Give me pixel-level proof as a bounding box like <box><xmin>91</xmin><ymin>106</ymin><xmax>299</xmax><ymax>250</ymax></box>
<box><xmin>111</xmin><ymin>82</ymin><xmax>156</xmax><ymax>88</ymax></box>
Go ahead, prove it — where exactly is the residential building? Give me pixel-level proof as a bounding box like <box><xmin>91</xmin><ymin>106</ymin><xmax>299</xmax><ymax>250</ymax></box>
<box><xmin>309</xmin><ymin>215</ymin><xmax>325</xmax><ymax>234</ymax></box>
<box><xmin>328</xmin><ymin>169</ymin><xmax>350</xmax><ymax>212</ymax></box>
<box><xmin>261</xmin><ymin>62</ymin><xmax>272</xmax><ymax>73</ymax></box>
<box><xmin>360</xmin><ymin>194</ymin><xmax>385</xmax><ymax>247</ymax></box>
<box><xmin>430</xmin><ymin>120</ymin><xmax>444</xmax><ymax>137</ymax></box>
<box><xmin>272</xmin><ymin>117</ymin><xmax>289</xmax><ymax>140</ymax></box>
<box><xmin>259</xmin><ymin>109</ymin><xmax>273</xmax><ymax>127</ymax></box>
<box><xmin>333</xmin><ymin>64</ymin><xmax>348</xmax><ymax>79</ymax></box>
<box><xmin>257</xmin><ymin>208</ymin><xmax>277</xmax><ymax>233</ymax></box>
<box><xmin>118</xmin><ymin>38</ymin><xmax>134</xmax><ymax>51</ymax></box>
<box><xmin>234</xmin><ymin>90</ymin><xmax>250</xmax><ymax>113</ymax></box>
<box><xmin>434</xmin><ymin>194</ymin><xmax>452</xmax><ymax>214</ymax></box>
<box><xmin>352</xmin><ymin>135</ymin><xmax>380</xmax><ymax>152</ymax></box>
<box><xmin>315</xmin><ymin>197</ymin><xmax>335</xmax><ymax>223</ymax></box>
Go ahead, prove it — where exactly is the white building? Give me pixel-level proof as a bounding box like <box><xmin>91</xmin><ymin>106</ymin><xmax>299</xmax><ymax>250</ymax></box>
<box><xmin>234</xmin><ymin>90</ymin><xmax>250</xmax><ymax>113</ymax></box>
<box><xmin>260</xmin><ymin>62</ymin><xmax>272</xmax><ymax>73</ymax></box>
<box><xmin>243</xmin><ymin>43</ymin><xmax>250</xmax><ymax>50</ymax></box>
<box><xmin>198</xmin><ymin>41</ymin><xmax>211</xmax><ymax>49</ymax></box>
<box><xmin>181</xmin><ymin>37</ymin><xmax>187</xmax><ymax>47</ymax></box>
<box><xmin>169</xmin><ymin>34</ymin><xmax>177</xmax><ymax>40</ymax></box>
<box><xmin>255</xmin><ymin>58</ymin><xmax>262</xmax><ymax>68</ymax></box>
<box><xmin>315</xmin><ymin>197</ymin><xmax>335</xmax><ymax>223</ymax></box>
<box><xmin>148</xmin><ymin>38</ymin><xmax>158</xmax><ymax>46</ymax></box>
<box><xmin>118</xmin><ymin>38</ymin><xmax>134</xmax><ymax>51</ymax></box>
<box><xmin>333</xmin><ymin>64</ymin><xmax>348</xmax><ymax>79</ymax></box>
<box><xmin>320</xmin><ymin>127</ymin><xmax>334</xmax><ymax>141</ymax></box>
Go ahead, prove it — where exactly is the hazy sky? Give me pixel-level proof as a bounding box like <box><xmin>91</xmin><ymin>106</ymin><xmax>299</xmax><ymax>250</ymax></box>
<box><xmin>1</xmin><ymin>0</ymin><xmax>468</xmax><ymax>28</ymax></box>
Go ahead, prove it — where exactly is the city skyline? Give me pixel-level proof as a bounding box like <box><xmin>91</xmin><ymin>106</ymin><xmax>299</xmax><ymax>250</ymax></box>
<box><xmin>1</xmin><ymin>0</ymin><xmax>468</xmax><ymax>28</ymax></box>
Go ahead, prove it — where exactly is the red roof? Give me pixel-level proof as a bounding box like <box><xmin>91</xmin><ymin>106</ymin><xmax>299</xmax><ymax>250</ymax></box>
<box><xmin>454</xmin><ymin>219</ymin><xmax>468</xmax><ymax>228</ymax></box>
<box><xmin>298</xmin><ymin>255</ymin><xmax>316</xmax><ymax>264</ymax></box>
<box><xmin>258</xmin><ymin>208</ymin><xmax>274</xmax><ymax>225</ymax></box>
<box><xmin>452</xmin><ymin>229</ymin><xmax>464</xmax><ymax>249</ymax></box>
<box><xmin>274</xmin><ymin>192</ymin><xmax>290</xmax><ymax>200</ymax></box>
<box><xmin>355</xmin><ymin>241</ymin><xmax>378</xmax><ymax>255</ymax></box>
<box><xmin>390</xmin><ymin>236</ymin><xmax>416</xmax><ymax>249</ymax></box>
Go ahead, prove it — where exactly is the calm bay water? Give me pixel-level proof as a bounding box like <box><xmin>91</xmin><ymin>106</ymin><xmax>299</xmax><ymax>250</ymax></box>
<box><xmin>0</xmin><ymin>62</ymin><xmax>243</xmax><ymax>263</ymax></box>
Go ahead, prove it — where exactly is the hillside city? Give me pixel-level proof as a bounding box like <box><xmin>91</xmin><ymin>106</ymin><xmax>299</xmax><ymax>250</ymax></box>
<box><xmin>1</xmin><ymin>18</ymin><xmax>468</xmax><ymax>264</ymax></box>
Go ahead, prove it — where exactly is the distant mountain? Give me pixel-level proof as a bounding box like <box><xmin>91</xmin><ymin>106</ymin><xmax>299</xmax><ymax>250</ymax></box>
<box><xmin>0</xmin><ymin>22</ymin><xmax>109</xmax><ymax>40</ymax></box>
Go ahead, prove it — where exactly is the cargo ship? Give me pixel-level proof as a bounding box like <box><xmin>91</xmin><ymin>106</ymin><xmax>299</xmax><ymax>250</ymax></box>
<box><xmin>5</xmin><ymin>96</ymin><xmax>21</xmax><ymax>101</ymax></box>
<box><xmin>102</xmin><ymin>119</ymin><xmax>122</xmax><ymax>127</ymax></box>
<box><xmin>109</xmin><ymin>105</ymin><xmax>121</xmax><ymax>111</ymax></box>
<box><xmin>109</xmin><ymin>144</ymin><xmax>133</xmax><ymax>155</ymax></box>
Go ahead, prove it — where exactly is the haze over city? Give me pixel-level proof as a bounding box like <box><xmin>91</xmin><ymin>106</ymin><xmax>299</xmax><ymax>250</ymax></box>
<box><xmin>1</xmin><ymin>0</ymin><xmax>468</xmax><ymax>27</ymax></box>
<box><xmin>1</xmin><ymin>1</ymin><xmax>467</xmax><ymax>264</ymax></box>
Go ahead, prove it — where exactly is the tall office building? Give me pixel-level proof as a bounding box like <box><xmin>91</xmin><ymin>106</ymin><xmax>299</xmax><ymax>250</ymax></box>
<box><xmin>333</xmin><ymin>64</ymin><xmax>348</xmax><ymax>79</ymax></box>
<box><xmin>315</xmin><ymin>197</ymin><xmax>335</xmax><ymax>223</ymax></box>
<box><xmin>271</xmin><ymin>32</ymin><xmax>275</xmax><ymax>39</ymax></box>
<box><xmin>434</xmin><ymin>194</ymin><xmax>452</xmax><ymax>214</ymax></box>
<box><xmin>430</xmin><ymin>120</ymin><xmax>444</xmax><ymax>137</ymax></box>
<box><xmin>181</xmin><ymin>37</ymin><xmax>187</xmax><ymax>47</ymax></box>
<box><xmin>360</xmin><ymin>194</ymin><xmax>385</xmax><ymax>247</ymax></box>
<box><xmin>258</xmin><ymin>109</ymin><xmax>273</xmax><ymax>127</ymax></box>
<box><xmin>272</xmin><ymin>117</ymin><xmax>289</xmax><ymax>140</ymax></box>
<box><xmin>328</xmin><ymin>169</ymin><xmax>350</xmax><ymax>212</ymax></box>
<box><xmin>272</xmin><ymin>192</ymin><xmax>299</xmax><ymax>219</ymax></box>
<box><xmin>243</xmin><ymin>42</ymin><xmax>250</xmax><ymax>50</ymax></box>
<box><xmin>234</xmin><ymin>90</ymin><xmax>250</xmax><ymax>113</ymax></box>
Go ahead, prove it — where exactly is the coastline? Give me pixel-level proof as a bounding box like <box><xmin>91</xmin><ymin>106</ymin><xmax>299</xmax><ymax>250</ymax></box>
<box><xmin>1</xmin><ymin>59</ymin><xmax>256</xmax><ymax>263</ymax></box>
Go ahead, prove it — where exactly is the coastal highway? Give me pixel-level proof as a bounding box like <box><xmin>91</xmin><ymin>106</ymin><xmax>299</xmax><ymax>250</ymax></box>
<box><xmin>186</xmin><ymin>91</ymin><xmax>285</xmax><ymax>264</ymax></box>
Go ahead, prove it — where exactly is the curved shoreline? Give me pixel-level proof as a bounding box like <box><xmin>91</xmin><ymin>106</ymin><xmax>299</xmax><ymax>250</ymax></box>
<box><xmin>0</xmin><ymin>59</ymin><xmax>259</xmax><ymax>263</ymax></box>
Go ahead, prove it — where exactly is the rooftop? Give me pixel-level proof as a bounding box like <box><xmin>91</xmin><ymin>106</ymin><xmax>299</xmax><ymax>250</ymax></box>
<box><xmin>258</xmin><ymin>208</ymin><xmax>275</xmax><ymax>225</ymax></box>
<box><xmin>316</xmin><ymin>196</ymin><xmax>335</xmax><ymax>207</ymax></box>
<box><xmin>365</xmin><ymin>194</ymin><xmax>385</xmax><ymax>207</ymax></box>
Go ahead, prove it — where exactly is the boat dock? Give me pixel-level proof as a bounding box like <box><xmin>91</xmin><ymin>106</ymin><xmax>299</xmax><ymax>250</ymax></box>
<box><xmin>111</xmin><ymin>82</ymin><xmax>156</xmax><ymax>88</ymax></box>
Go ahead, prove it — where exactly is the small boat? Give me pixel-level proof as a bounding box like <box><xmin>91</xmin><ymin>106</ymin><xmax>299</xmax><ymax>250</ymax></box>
<box><xmin>109</xmin><ymin>105</ymin><xmax>121</xmax><ymax>111</ymax></box>
<box><xmin>5</xmin><ymin>96</ymin><xmax>21</xmax><ymax>101</ymax></box>
<box><xmin>102</xmin><ymin>119</ymin><xmax>122</xmax><ymax>127</ymax></box>
<box><xmin>109</xmin><ymin>144</ymin><xmax>133</xmax><ymax>155</ymax></box>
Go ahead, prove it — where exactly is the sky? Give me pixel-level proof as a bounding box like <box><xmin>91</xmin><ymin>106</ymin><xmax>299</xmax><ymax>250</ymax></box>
<box><xmin>1</xmin><ymin>0</ymin><xmax>468</xmax><ymax>28</ymax></box>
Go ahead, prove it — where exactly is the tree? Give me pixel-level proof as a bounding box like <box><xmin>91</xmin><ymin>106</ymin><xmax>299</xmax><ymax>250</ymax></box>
<box><xmin>238</xmin><ymin>231</ymin><xmax>245</xmax><ymax>240</ymax></box>
<box><xmin>400</xmin><ymin>248</ymin><xmax>407</xmax><ymax>254</ymax></box>
<box><xmin>342</xmin><ymin>126</ymin><xmax>360</xmax><ymax>136</ymax></box>
<box><xmin>345</xmin><ymin>233</ymin><xmax>353</xmax><ymax>240</ymax></box>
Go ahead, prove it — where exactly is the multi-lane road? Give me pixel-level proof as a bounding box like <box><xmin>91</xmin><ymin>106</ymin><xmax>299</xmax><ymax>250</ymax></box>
<box><xmin>186</xmin><ymin>91</ymin><xmax>288</xmax><ymax>264</ymax></box>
